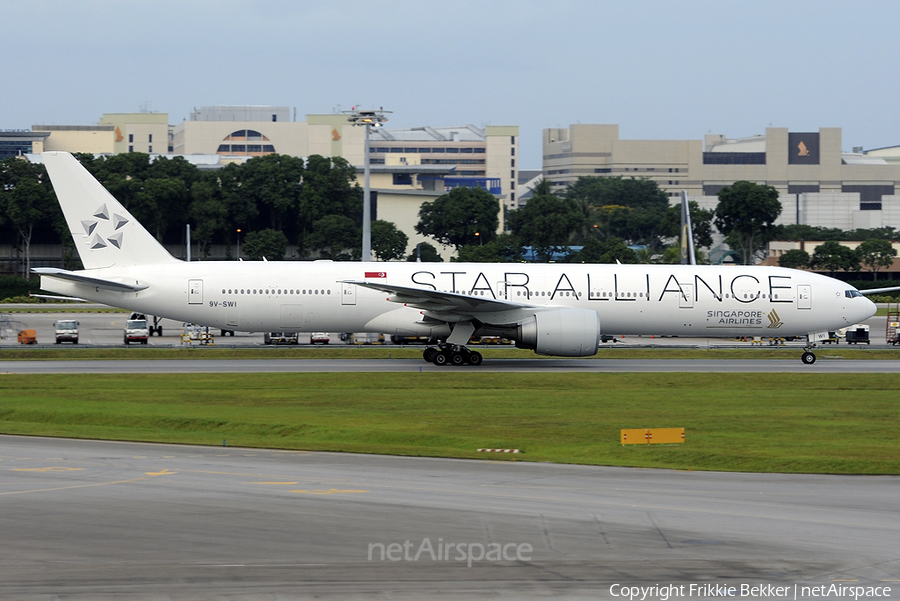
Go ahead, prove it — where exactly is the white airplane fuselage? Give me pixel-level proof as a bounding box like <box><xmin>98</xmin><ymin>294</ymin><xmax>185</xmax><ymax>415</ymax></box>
<box><xmin>41</xmin><ymin>260</ymin><xmax>875</xmax><ymax>340</ymax></box>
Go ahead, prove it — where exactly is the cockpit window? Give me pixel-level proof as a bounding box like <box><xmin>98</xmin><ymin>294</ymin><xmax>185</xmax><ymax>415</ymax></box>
<box><xmin>845</xmin><ymin>290</ymin><xmax>864</xmax><ymax>298</ymax></box>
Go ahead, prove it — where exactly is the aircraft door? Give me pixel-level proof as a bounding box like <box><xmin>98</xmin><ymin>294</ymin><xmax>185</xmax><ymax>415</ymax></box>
<box><xmin>679</xmin><ymin>284</ymin><xmax>694</xmax><ymax>308</ymax></box>
<box><xmin>188</xmin><ymin>279</ymin><xmax>203</xmax><ymax>305</ymax></box>
<box><xmin>496</xmin><ymin>281</ymin><xmax>507</xmax><ymax>301</ymax></box>
<box><xmin>341</xmin><ymin>282</ymin><xmax>357</xmax><ymax>305</ymax></box>
<box><xmin>798</xmin><ymin>284</ymin><xmax>812</xmax><ymax>309</ymax></box>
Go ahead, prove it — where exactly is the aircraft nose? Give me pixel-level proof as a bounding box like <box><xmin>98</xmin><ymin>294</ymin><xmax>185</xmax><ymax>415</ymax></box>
<box><xmin>860</xmin><ymin>297</ymin><xmax>877</xmax><ymax>322</ymax></box>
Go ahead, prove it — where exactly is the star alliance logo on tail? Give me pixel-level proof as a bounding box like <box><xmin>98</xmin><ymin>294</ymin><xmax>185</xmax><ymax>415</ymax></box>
<box><xmin>767</xmin><ymin>310</ymin><xmax>784</xmax><ymax>329</ymax></box>
<box><xmin>81</xmin><ymin>204</ymin><xmax>129</xmax><ymax>250</ymax></box>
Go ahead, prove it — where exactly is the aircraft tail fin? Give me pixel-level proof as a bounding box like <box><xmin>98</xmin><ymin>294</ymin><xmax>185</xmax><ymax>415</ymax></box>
<box><xmin>680</xmin><ymin>190</ymin><xmax>697</xmax><ymax>265</ymax></box>
<box><xmin>41</xmin><ymin>152</ymin><xmax>178</xmax><ymax>269</ymax></box>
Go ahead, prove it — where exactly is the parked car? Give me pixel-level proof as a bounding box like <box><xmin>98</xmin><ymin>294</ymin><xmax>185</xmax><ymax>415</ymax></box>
<box><xmin>310</xmin><ymin>332</ymin><xmax>330</xmax><ymax>345</ymax></box>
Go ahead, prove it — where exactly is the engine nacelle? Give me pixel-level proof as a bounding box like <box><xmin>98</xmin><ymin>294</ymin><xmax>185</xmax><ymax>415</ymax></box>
<box><xmin>515</xmin><ymin>308</ymin><xmax>601</xmax><ymax>357</ymax></box>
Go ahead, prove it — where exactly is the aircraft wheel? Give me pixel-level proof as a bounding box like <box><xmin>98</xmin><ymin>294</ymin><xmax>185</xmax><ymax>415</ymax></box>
<box><xmin>432</xmin><ymin>352</ymin><xmax>449</xmax><ymax>366</ymax></box>
<box><xmin>467</xmin><ymin>351</ymin><xmax>483</xmax><ymax>366</ymax></box>
<box><xmin>450</xmin><ymin>351</ymin><xmax>465</xmax><ymax>366</ymax></box>
<box><xmin>423</xmin><ymin>347</ymin><xmax>437</xmax><ymax>363</ymax></box>
<box><xmin>801</xmin><ymin>351</ymin><xmax>816</xmax><ymax>365</ymax></box>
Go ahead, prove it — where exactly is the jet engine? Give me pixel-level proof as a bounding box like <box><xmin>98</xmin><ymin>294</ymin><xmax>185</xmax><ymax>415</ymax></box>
<box><xmin>515</xmin><ymin>308</ymin><xmax>601</xmax><ymax>357</ymax></box>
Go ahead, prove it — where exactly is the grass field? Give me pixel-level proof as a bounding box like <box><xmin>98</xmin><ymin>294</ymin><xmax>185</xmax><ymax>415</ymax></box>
<box><xmin>1</xmin><ymin>372</ymin><xmax>898</xmax><ymax>474</ymax></box>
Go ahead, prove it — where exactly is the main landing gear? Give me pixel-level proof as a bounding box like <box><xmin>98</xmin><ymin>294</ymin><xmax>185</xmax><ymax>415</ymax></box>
<box><xmin>423</xmin><ymin>344</ymin><xmax>483</xmax><ymax>367</ymax></box>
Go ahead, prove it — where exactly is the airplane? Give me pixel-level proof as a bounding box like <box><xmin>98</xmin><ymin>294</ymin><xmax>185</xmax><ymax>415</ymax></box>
<box><xmin>33</xmin><ymin>151</ymin><xmax>887</xmax><ymax>366</ymax></box>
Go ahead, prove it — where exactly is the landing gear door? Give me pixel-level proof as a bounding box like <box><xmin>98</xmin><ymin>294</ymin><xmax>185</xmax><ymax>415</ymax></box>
<box><xmin>188</xmin><ymin>279</ymin><xmax>203</xmax><ymax>305</ymax></box>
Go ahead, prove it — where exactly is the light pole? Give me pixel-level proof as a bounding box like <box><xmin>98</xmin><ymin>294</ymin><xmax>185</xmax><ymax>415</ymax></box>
<box><xmin>344</xmin><ymin>107</ymin><xmax>390</xmax><ymax>261</ymax></box>
<box><xmin>236</xmin><ymin>228</ymin><xmax>241</xmax><ymax>259</ymax></box>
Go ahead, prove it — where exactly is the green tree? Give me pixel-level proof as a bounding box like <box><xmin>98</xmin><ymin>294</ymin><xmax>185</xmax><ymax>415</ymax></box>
<box><xmin>239</xmin><ymin>154</ymin><xmax>304</xmax><ymax>232</ymax></box>
<box><xmin>856</xmin><ymin>238</ymin><xmax>896</xmax><ymax>279</ymax></box>
<box><xmin>662</xmin><ymin>200</ymin><xmax>715</xmax><ymax>249</ymax></box>
<box><xmin>778</xmin><ymin>249</ymin><xmax>811</xmax><ymax>269</ymax></box>
<box><xmin>242</xmin><ymin>229</ymin><xmax>289</xmax><ymax>261</ymax></box>
<box><xmin>415</xmin><ymin>186</ymin><xmax>499</xmax><ymax>250</ymax></box>
<box><xmin>567</xmin><ymin>237</ymin><xmax>637</xmax><ymax>264</ymax></box>
<box><xmin>565</xmin><ymin>176</ymin><xmax>670</xmax><ymax>246</ymax></box>
<box><xmin>307</xmin><ymin>214</ymin><xmax>360</xmax><ymax>260</ymax></box>
<box><xmin>370</xmin><ymin>220</ymin><xmax>409</xmax><ymax>262</ymax></box>
<box><xmin>189</xmin><ymin>176</ymin><xmax>229</xmax><ymax>257</ymax></box>
<box><xmin>297</xmin><ymin>155</ymin><xmax>362</xmax><ymax>254</ymax></box>
<box><xmin>406</xmin><ymin>241</ymin><xmax>444</xmax><ymax>262</ymax></box>
<box><xmin>772</xmin><ymin>224</ymin><xmax>843</xmax><ymax>242</ymax></box>
<box><xmin>811</xmin><ymin>241</ymin><xmax>859</xmax><ymax>275</ymax></box>
<box><xmin>0</xmin><ymin>158</ymin><xmax>55</xmax><ymax>278</ymax></box>
<box><xmin>454</xmin><ymin>233</ymin><xmax>523</xmax><ymax>262</ymax></box>
<box><xmin>507</xmin><ymin>192</ymin><xmax>582</xmax><ymax>262</ymax></box>
<box><xmin>713</xmin><ymin>181</ymin><xmax>781</xmax><ymax>265</ymax></box>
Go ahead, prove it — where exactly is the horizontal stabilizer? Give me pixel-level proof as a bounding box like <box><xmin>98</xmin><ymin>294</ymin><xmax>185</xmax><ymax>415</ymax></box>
<box><xmin>33</xmin><ymin>268</ymin><xmax>149</xmax><ymax>292</ymax></box>
<box><xmin>29</xmin><ymin>293</ymin><xmax>89</xmax><ymax>302</ymax></box>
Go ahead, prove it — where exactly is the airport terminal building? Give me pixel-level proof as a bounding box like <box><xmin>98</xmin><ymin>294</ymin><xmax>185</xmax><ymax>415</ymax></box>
<box><xmin>543</xmin><ymin>124</ymin><xmax>900</xmax><ymax>232</ymax></box>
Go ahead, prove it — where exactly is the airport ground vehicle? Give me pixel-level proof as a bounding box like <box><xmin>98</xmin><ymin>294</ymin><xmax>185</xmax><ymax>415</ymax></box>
<box><xmin>310</xmin><ymin>332</ymin><xmax>330</xmax><ymax>345</ymax></box>
<box><xmin>54</xmin><ymin>319</ymin><xmax>79</xmax><ymax>344</ymax></box>
<box><xmin>124</xmin><ymin>313</ymin><xmax>149</xmax><ymax>345</ymax></box>
<box><xmin>17</xmin><ymin>329</ymin><xmax>37</xmax><ymax>344</ymax></box>
<box><xmin>264</xmin><ymin>332</ymin><xmax>299</xmax><ymax>345</ymax></box>
<box><xmin>347</xmin><ymin>332</ymin><xmax>384</xmax><ymax>344</ymax></box>
<box><xmin>844</xmin><ymin>324</ymin><xmax>870</xmax><ymax>345</ymax></box>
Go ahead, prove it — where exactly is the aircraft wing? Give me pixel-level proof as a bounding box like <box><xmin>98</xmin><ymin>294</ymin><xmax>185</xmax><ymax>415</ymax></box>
<box><xmin>345</xmin><ymin>280</ymin><xmax>530</xmax><ymax>314</ymax></box>
<box><xmin>33</xmin><ymin>268</ymin><xmax>149</xmax><ymax>292</ymax></box>
<box><xmin>861</xmin><ymin>286</ymin><xmax>900</xmax><ymax>295</ymax></box>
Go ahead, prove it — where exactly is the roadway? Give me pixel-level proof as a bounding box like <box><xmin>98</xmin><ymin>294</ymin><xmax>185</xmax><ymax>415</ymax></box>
<box><xmin>1</xmin><ymin>435</ymin><xmax>897</xmax><ymax>600</ymax></box>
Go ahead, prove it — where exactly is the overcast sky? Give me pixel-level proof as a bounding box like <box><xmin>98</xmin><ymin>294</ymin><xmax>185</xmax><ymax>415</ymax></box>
<box><xmin>6</xmin><ymin>0</ymin><xmax>898</xmax><ymax>167</ymax></box>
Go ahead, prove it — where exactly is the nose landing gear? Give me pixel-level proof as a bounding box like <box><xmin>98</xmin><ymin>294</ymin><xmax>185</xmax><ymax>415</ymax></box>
<box><xmin>423</xmin><ymin>344</ymin><xmax>483</xmax><ymax>367</ymax></box>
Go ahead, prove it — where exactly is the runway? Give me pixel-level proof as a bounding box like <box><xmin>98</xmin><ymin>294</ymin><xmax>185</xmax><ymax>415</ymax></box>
<box><xmin>2</xmin><ymin>357</ymin><xmax>900</xmax><ymax>373</ymax></box>
<box><xmin>1</xmin><ymin>435</ymin><xmax>897</xmax><ymax>600</ymax></box>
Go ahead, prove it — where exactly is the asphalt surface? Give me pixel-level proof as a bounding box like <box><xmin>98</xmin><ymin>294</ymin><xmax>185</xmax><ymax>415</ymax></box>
<box><xmin>1</xmin><ymin>435</ymin><xmax>898</xmax><ymax>600</ymax></box>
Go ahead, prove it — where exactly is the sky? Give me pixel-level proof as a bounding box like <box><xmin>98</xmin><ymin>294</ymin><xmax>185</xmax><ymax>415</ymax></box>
<box><xmin>5</xmin><ymin>0</ymin><xmax>899</xmax><ymax>168</ymax></box>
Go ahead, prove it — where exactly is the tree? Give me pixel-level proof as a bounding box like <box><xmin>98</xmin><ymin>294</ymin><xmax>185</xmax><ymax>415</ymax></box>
<box><xmin>856</xmin><ymin>238</ymin><xmax>896</xmax><ymax>279</ymax></box>
<box><xmin>415</xmin><ymin>186</ymin><xmax>499</xmax><ymax>250</ymax></box>
<box><xmin>454</xmin><ymin>233</ymin><xmax>523</xmax><ymax>262</ymax></box>
<box><xmin>242</xmin><ymin>229</ymin><xmax>289</xmax><ymax>260</ymax></box>
<box><xmin>406</xmin><ymin>241</ymin><xmax>443</xmax><ymax>262</ymax></box>
<box><xmin>662</xmin><ymin>200</ymin><xmax>714</xmax><ymax>250</ymax></box>
<box><xmin>307</xmin><ymin>214</ymin><xmax>360</xmax><ymax>260</ymax></box>
<box><xmin>778</xmin><ymin>249</ymin><xmax>811</xmax><ymax>269</ymax></box>
<box><xmin>565</xmin><ymin>176</ymin><xmax>670</xmax><ymax>246</ymax></box>
<box><xmin>567</xmin><ymin>237</ymin><xmax>637</xmax><ymax>264</ymax></box>
<box><xmin>189</xmin><ymin>176</ymin><xmax>229</xmax><ymax>257</ymax></box>
<box><xmin>297</xmin><ymin>155</ymin><xmax>362</xmax><ymax>254</ymax></box>
<box><xmin>713</xmin><ymin>181</ymin><xmax>781</xmax><ymax>265</ymax></box>
<box><xmin>370</xmin><ymin>220</ymin><xmax>408</xmax><ymax>262</ymax></box>
<box><xmin>239</xmin><ymin>154</ymin><xmax>304</xmax><ymax>232</ymax></box>
<box><xmin>507</xmin><ymin>192</ymin><xmax>582</xmax><ymax>262</ymax></box>
<box><xmin>810</xmin><ymin>241</ymin><xmax>859</xmax><ymax>275</ymax></box>
<box><xmin>0</xmin><ymin>158</ymin><xmax>55</xmax><ymax>278</ymax></box>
